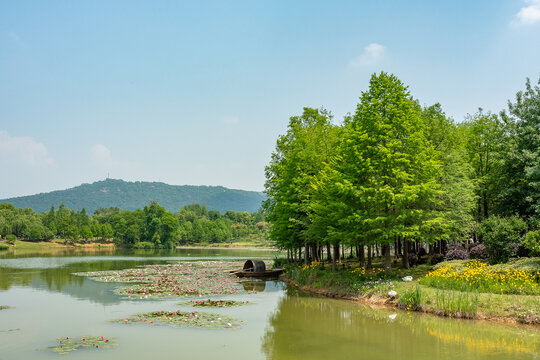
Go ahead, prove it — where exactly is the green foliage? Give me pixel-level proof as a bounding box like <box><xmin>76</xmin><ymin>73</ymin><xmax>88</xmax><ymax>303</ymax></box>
<box><xmin>0</xmin><ymin>178</ymin><xmax>265</xmax><ymax>214</ymax></box>
<box><xmin>478</xmin><ymin>216</ymin><xmax>526</xmax><ymax>263</ymax></box>
<box><xmin>523</xmin><ymin>230</ymin><xmax>540</xmax><ymax>256</ymax></box>
<box><xmin>0</xmin><ymin>243</ymin><xmax>8</xmax><ymax>250</ymax></box>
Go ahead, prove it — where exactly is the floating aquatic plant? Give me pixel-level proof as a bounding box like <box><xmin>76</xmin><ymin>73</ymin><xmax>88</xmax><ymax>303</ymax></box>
<box><xmin>112</xmin><ymin>310</ymin><xmax>242</xmax><ymax>329</ymax></box>
<box><xmin>0</xmin><ymin>305</ymin><xmax>12</xmax><ymax>310</ymax></box>
<box><xmin>40</xmin><ymin>335</ymin><xmax>118</xmax><ymax>355</ymax></box>
<box><xmin>177</xmin><ymin>299</ymin><xmax>251</xmax><ymax>307</ymax></box>
<box><xmin>74</xmin><ymin>261</ymin><xmax>245</xmax><ymax>298</ymax></box>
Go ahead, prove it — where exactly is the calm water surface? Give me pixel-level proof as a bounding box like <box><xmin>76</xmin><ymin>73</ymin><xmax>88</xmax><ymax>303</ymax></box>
<box><xmin>0</xmin><ymin>249</ymin><xmax>538</xmax><ymax>360</ymax></box>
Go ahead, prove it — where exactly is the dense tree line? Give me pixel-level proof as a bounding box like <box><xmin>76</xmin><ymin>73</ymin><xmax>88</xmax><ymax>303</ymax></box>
<box><xmin>0</xmin><ymin>202</ymin><xmax>269</xmax><ymax>248</ymax></box>
<box><xmin>264</xmin><ymin>72</ymin><xmax>540</xmax><ymax>268</ymax></box>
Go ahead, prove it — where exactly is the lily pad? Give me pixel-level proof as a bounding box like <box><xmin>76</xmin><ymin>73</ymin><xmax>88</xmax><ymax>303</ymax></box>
<box><xmin>75</xmin><ymin>261</ymin><xmax>245</xmax><ymax>298</ymax></box>
<box><xmin>111</xmin><ymin>310</ymin><xmax>243</xmax><ymax>329</ymax></box>
<box><xmin>41</xmin><ymin>335</ymin><xmax>117</xmax><ymax>355</ymax></box>
<box><xmin>177</xmin><ymin>299</ymin><xmax>251</xmax><ymax>307</ymax></box>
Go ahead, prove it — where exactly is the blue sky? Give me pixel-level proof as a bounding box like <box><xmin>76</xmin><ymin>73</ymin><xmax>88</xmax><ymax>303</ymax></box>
<box><xmin>1</xmin><ymin>0</ymin><xmax>539</xmax><ymax>199</ymax></box>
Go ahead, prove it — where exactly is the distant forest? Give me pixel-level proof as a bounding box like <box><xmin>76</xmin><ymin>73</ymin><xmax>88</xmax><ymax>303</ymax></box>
<box><xmin>0</xmin><ymin>202</ymin><xmax>269</xmax><ymax>248</ymax></box>
<box><xmin>0</xmin><ymin>179</ymin><xmax>265</xmax><ymax>214</ymax></box>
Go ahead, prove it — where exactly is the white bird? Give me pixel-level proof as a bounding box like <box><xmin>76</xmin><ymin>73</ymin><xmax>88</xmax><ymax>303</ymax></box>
<box><xmin>388</xmin><ymin>290</ymin><xmax>397</xmax><ymax>297</ymax></box>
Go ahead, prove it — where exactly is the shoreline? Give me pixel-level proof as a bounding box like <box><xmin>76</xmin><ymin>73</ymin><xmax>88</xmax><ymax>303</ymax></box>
<box><xmin>280</xmin><ymin>274</ymin><xmax>538</xmax><ymax>326</ymax></box>
<box><xmin>175</xmin><ymin>245</ymin><xmax>278</xmax><ymax>251</ymax></box>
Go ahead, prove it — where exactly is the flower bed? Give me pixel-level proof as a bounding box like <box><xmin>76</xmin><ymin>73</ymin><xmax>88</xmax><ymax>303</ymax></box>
<box><xmin>420</xmin><ymin>260</ymin><xmax>540</xmax><ymax>295</ymax></box>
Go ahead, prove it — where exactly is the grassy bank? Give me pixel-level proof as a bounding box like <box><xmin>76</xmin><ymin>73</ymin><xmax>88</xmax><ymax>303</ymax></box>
<box><xmin>0</xmin><ymin>239</ymin><xmax>115</xmax><ymax>257</ymax></box>
<box><xmin>0</xmin><ymin>238</ymin><xmax>275</xmax><ymax>256</ymax></box>
<box><xmin>283</xmin><ymin>257</ymin><xmax>540</xmax><ymax>325</ymax></box>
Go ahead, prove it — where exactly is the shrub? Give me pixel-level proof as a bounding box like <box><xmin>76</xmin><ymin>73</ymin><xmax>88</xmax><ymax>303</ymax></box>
<box><xmin>509</xmin><ymin>242</ymin><xmax>530</xmax><ymax>258</ymax></box>
<box><xmin>469</xmin><ymin>243</ymin><xmax>489</xmax><ymax>259</ymax></box>
<box><xmin>133</xmin><ymin>241</ymin><xmax>155</xmax><ymax>249</ymax></box>
<box><xmin>0</xmin><ymin>243</ymin><xmax>8</xmax><ymax>250</ymax></box>
<box><xmin>445</xmin><ymin>248</ymin><xmax>469</xmax><ymax>261</ymax></box>
<box><xmin>418</xmin><ymin>247</ymin><xmax>427</xmax><ymax>257</ymax></box>
<box><xmin>408</xmin><ymin>253</ymin><xmax>419</xmax><ymax>266</ymax></box>
<box><xmin>478</xmin><ymin>216</ymin><xmax>526</xmax><ymax>263</ymax></box>
<box><xmin>430</xmin><ymin>253</ymin><xmax>444</xmax><ymax>265</ymax></box>
<box><xmin>5</xmin><ymin>234</ymin><xmax>16</xmax><ymax>245</ymax></box>
<box><xmin>273</xmin><ymin>257</ymin><xmax>288</xmax><ymax>268</ymax></box>
<box><xmin>523</xmin><ymin>230</ymin><xmax>540</xmax><ymax>256</ymax></box>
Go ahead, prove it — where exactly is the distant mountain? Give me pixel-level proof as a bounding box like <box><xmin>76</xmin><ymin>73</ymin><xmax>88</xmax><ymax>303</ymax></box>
<box><xmin>0</xmin><ymin>179</ymin><xmax>266</xmax><ymax>214</ymax></box>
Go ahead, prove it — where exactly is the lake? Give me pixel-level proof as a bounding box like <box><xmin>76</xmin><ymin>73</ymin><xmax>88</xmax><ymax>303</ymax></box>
<box><xmin>0</xmin><ymin>248</ymin><xmax>538</xmax><ymax>360</ymax></box>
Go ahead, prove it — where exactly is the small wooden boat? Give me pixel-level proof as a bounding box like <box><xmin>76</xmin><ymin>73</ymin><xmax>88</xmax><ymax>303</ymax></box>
<box><xmin>234</xmin><ymin>268</ymin><xmax>284</xmax><ymax>278</ymax></box>
<box><xmin>232</xmin><ymin>260</ymin><xmax>284</xmax><ymax>279</ymax></box>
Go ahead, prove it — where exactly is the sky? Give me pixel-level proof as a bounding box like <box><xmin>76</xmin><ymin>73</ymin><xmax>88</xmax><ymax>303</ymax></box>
<box><xmin>1</xmin><ymin>0</ymin><xmax>539</xmax><ymax>199</ymax></box>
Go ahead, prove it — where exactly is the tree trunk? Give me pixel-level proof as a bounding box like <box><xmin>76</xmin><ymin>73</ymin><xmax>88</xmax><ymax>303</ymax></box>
<box><xmin>304</xmin><ymin>241</ymin><xmax>309</xmax><ymax>265</ymax></box>
<box><xmin>367</xmin><ymin>244</ymin><xmax>372</xmax><ymax>268</ymax></box>
<box><xmin>332</xmin><ymin>242</ymin><xmax>340</xmax><ymax>271</ymax></box>
<box><xmin>326</xmin><ymin>242</ymin><xmax>332</xmax><ymax>262</ymax></box>
<box><xmin>384</xmin><ymin>244</ymin><xmax>392</xmax><ymax>273</ymax></box>
<box><xmin>298</xmin><ymin>247</ymin><xmax>302</xmax><ymax>264</ymax></box>
<box><xmin>402</xmin><ymin>237</ymin><xmax>409</xmax><ymax>269</ymax></box>
<box><xmin>359</xmin><ymin>244</ymin><xmax>365</xmax><ymax>267</ymax></box>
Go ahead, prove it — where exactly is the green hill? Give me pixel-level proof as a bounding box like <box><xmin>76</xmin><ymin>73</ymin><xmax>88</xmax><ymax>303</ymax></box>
<box><xmin>0</xmin><ymin>179</ymin><xmax>265</xmax><ymax>214</ymax></box>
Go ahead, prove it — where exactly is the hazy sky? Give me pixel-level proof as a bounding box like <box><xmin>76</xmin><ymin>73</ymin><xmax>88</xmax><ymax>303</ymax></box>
<box><xmin>1</xmin><ymin>0</ymin><xmax>539</xmax><ymax>198</ymax></box>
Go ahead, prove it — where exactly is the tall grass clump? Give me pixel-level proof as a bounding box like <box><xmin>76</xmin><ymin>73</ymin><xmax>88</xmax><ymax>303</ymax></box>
<box><xmin>398</xmin><ymin>286</ymin><xmax>422</xmax><ymax>311</ymax></box>
<box><xmin>435</xmin><ymin>290</ymin><xmax>479</xmax><ymax>318</ymax></box>
<box><xmin>420</xmin><ymin>260</ymin><xmax>539</xmax><ymax>295</ymax></box>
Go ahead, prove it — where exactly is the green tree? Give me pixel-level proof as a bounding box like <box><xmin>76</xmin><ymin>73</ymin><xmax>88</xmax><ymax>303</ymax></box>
<box><xmin>462</xmin><ymin>110</ymin><xmax>506</xmax><ymax>221</ymax></box>
<box><xmin>498</xmin><ymin>77</ymin><xmax>540</xmax><ymax>223</ymax></box>
<box><xmin>316</xmin><ymin>72</ymin><xmax>441</xmax><ymax>271</ymax></box>
<box><xmin>264</xmin><ymin>108</ymin><xmax>339</xmax><ymax>263</ymax></box>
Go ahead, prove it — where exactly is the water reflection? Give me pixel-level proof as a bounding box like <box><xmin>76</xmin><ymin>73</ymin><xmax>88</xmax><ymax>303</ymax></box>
<box><xmin>241</xmin><ymin>280</ymin><xmax>267</xmax><ymax>292</ymax></box>
<box><xmin>262</xmin><ymin>289</ymin><xmax>539</xmax><ymax>360</ymax></box>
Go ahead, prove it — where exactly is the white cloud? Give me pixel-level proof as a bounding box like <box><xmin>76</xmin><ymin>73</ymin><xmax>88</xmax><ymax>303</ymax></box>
<box><xmin>513</xmin><ymin>0</ymin><xmax>540</xmax><ymax>26</ymax></box>
<box><xmin>90</xmin><ymin>144</ymin><xmax>136</xmax><ymax>175</ymax></box>
<box><xmin>221</xmin><ymin>116</ymin><xmax>240</xmax><ymax>125</ymax></box>
<box><xmin>91</xmin><ymin>144</ymin><xmax>113</xmax><ymax>168</ymax></box>
<box><xmin>0</xmin><ymin>131</ymin><xmax>55</xmax><ymax>168</ymax></box>
<box><xmin>349</xmin><ymin>43</ymin><xmax>386</xmax><ymax>68</ymax></box>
